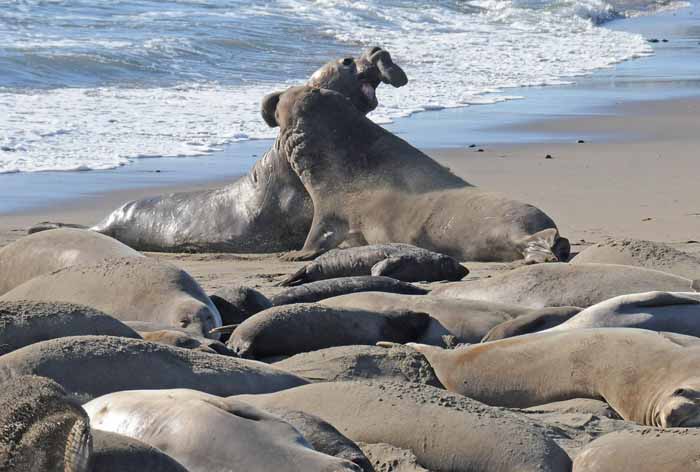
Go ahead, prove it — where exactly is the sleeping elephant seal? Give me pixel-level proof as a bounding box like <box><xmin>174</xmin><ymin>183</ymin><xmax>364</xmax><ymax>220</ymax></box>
<box><xmin>0</xmin><ymin>335</ymin><xmax>308</xmax><ymax>401</ymax></box>
<box><xmin>432</xmin><ymin>262</ymin><xmax>697</xmax><ymax>308</ymax></box>
<box><xmin>268</xmin><ymin>85</ymin><xmax>569</xmax><ymax>262</ymax></box>
<box><xmin>401</xmin><ymin>327</ymin><xmax>700</xmax><ymax>426</ymax></box>
<box><xmin>1</xmin><ymin>256</ymin><xmax>222</xmax><ymax>339</ymax></box>
<box><xmin>84</xmin><ymin>389</ymin><xmax>362</xmax><ymax>472</ymax></box>
<box><xmin>0</xmin><ymin>300</ymin><xmax>141</xmax><ymax>355</ymax></box>
<box><xmin>0</xmin><ymin>228</ymin><xmax>141</xmax><ymax>295</ymax></box>
<box><xmin>235</xmin><ymin>381</ymin><xmax>572</xmax><ymax>472</ymax></box>
<box><xmin>571</xmin><ymin>238</ymin><xmax>700</xmax><ymax>280</ymax></box>
<box><xmin>320</xmin><ymin>291</ymin><xmax>581</xmax><ymax>345</ymax></box>
<box><xmin>92</xmin><ymin>430</ymin><xmax>188</xmax><ymax>472</ymax></box>
<box><xmin>0</xmin><ymin>375</ymin><xmax>92</xmax><ymax>472</ymax></box>
<box><xmin>84</xmin><ymin>47</ymin><xmax>407</xmax><ymax>252</ymax></box>
<box><xmin>226</xmin><ymin>303</ymin><xmax>430</xmax><ymax>359</ymax></box>
<box><xmin>573</xmin><ymin>429</ymin><xmax>700</xmax><ymax>472</ymax></box>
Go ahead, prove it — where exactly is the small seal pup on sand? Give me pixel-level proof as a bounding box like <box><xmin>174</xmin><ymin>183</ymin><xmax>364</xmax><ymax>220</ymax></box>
<box><xmin>432</xmin><ymin>262</ymin><xmax>697</xmax><ymax>308</ymax></box>
<box><xmin>225</xmin><ymin>303</ymin><xmax>430</xmax><ymax>359</ymax></box>
<box><xmin>398</xmin><ymin>327</ymin><xmax>700</xmax><ymax>427</ymax></box>
<box><xmin>267</xmin><ymin>85</ymin><xmax>569</xmax><ymax>262</ymax></box>
<box><xmin>0</xmin><ymin>375</ymin><xmax>92</xmax><ymax>472</ymax></box>
<box><xmin>321</xmin><ymin>291</ymin><xmax>581</xmax><ymax>345</ymax></box>
<box><xmin>85</xmin><ymin>389</ymin><xmax>362</xmax><ymax>472</ymax></box>
<box><xmin>0</xmin><ymin>228</ymin><xmax>141</xmax><ymax>295</ymax></box>
<box><xmin>236</xmin><ymin>381</ymin><xmax>572</xmax><ymax>472</ymax></box>
<box><xmin>1</xmin><ymin>256</ymin><xmax>222</xmax><ymax>338</ymax></box>
<box><xmin>571</xmin><ymin>238</ymin><xmax>700</xmax><ymax>280</ymax></box>
<box><xmin>0</xmin><ymin>335</ymin><xmax>307</xmax><ymax>400</ymax></box>
<box><xmin>281</xmin><ymin>243</ymin><xmax>468</xmax><ymax>286</ymax></box>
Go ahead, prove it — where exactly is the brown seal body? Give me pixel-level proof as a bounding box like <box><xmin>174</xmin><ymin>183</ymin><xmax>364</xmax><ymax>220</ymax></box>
<box><xmin>409</xmin><ymin>327</ymin><xmax>700</xmax><ymax>426</ymax></box>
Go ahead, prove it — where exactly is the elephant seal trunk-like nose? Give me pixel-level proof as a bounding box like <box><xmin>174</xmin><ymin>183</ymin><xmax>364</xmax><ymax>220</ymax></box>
<box><xmin>369</xmin><ymin>48</ymin><xmax>408</xmax><ymax>87</ymax></box>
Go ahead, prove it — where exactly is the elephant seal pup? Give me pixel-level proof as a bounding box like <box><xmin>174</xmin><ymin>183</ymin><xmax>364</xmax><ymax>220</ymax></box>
<box><xmin>270</xmin><ymin>276</ymin><xmax>428</xmax><ymax>306</ymax></box>
<box><xmin>227</xmin><ymin>303</ymin><xmax>430</xmax><ymax>359</ymax></box>
<box><xmin>281</xmin><ymin>244</ymin><xmax>467</xmax><ymax>286</ymax></box>
<box><xmin>92</xmin><ymin>430</ymin><xmax>188</xmax><ymax>472</ymax></box>
<box><xmin>542</xmin><ymin>291</ymin><xmax>700</xmax><ymax>336</ymax></box>
<box><xmin>0</xmin><ymin>300</ymin><xmax>140</xmax><ymax>355</ymax></box>
<box><xmin>85</xmin><ymin>389</ymin><xmax>362</xmax><ymax>472</ymax></box>
<box><xmin>0</xmin><ymin>228</ymin><xmax>141</xmax><ymax>295</ymax></box>
<box><xmin>402</xmin><ymin>327</ymin><xmax>700</xmax><ymax>426</ymax></box>
<box><xmin>273</xmin><ymin>345</ymin><xmax>442</xmax><ymax>387</ymax></box>
<box><xmin>1</xmin><ymin>256</ymin><xmax>222</xmax><ymax>339</ymax></box>
<box><xmin>260</xmin><ymin>408</ymin><xmax>374</xmax><ymax>472</ymax></box>
<box><xmin>0</xmin><ymin>375</ymin><xmax>92</xmax><ymax>472</ymax></box>
<box><xmin>270</xmin><ymin>86</ymin><xmax>569</xmax><ymax>263</ymax></box>
<box><xmin>573</xmin><ymin>429</ymin><xmax>700</xmax><ymax>472</ymax></box>
<box><xmin>0</xmin><ymin>335</ymin><xmax>307</xmax><ymax>401</ymax></box>
<box><xmin>236</xmin><ymin>381</ymin><xmax>572</xmax><ymax>472</ymax></box>
<box><xmin>321</xmin><ymin>291</ymin><xmax>581</xmax><ymax>345</ymax></box>
<box><xmin>432</xmin><ymin>262</ymin><xmax>697</xmax><ymax>308</ymax></box>
<box><xmin>572</xmin><ymin>238</ymin><xmax>700</xmax><ymax>280</ymax></box>
<box><xmin>209</xmin><ymin>284</ymin><xmax>272</xmax><ymax>326</ymax></box>
<box><xmin>82</xmin><ymin>48</ymin><xmax>407</xmax><ymax>253</ymax></box>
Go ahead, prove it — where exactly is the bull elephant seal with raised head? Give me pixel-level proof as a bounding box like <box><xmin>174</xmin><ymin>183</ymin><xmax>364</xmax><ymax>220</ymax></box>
<box><xmin>266</xmin><ymin>86</ymin><xmax>569</xmax><ymax>262</ymax></box>
<box><xmin>85</xmin><ymin>48</ymin><xmax>407</xmax><ymax>252</ymax></box>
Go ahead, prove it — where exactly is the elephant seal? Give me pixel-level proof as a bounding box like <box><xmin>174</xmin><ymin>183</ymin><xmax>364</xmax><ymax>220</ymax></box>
<box><xmin>573</xmin><ymin>429</ymin><xmax>700</xmax><ymax>472</ymax></box>
<box><xmin>260</xmin><ymin>408</ymin><xmax>374</xmax><ymax>472</ymax></box>
<box><xmin>227</xmin><ymin>303</ymin><xmax>430</xmax><ymax>359</ymax></box>
<box><xmin>139</xmin><ymin>329</ymin><xmax>235</xmax><ymax>356</ymax></box>
<box><xmin>0</xmin><ymin>300</ymin><xmax>140</xmax><ymax>355</ymax></box>
<box><xmin>0</xmin><ymin>228</ymin><xmax>141</xmax><ymax>295</ymax></box>
<box><xmin>540</xmin><ymin>291</ymin><xmax>700</xmax><ymax>336</ymax></box>
<box><xmin>321</xmin><ymin>291</ymin><xmax>581</xmax><ymax>345</ymax></box>
<box><xmin>273</xmin><ymin>345</ymin><xmax>443</xmax><ymax>386</ymax></box>
<box><xmin>1</xmin><ymin>256</ymin><xmax>222</xmax><ymax>338</ymax></box>
<box><xmin>281</xmin><ymin>244</ymin><xmax>467</xmax><ymax>286</ymax></box>
<box><xmin>236</xmin><ymin>381</ymin><xmax>572</xmax><ymax>472</ymax></box>
<box><xmin>432</xmin><ymin>262</ymin><xmax>697</xmax><ymax>308</ymax></box>
<box><xmin>84</xmin><ymin>389</ymin><xmax>362</xmax><ymax>472</ymax></box>
<box><xmin>92</xmin><ymin>430</ymin><xmax>188</xmax><ymax>472</ymax></box>
<box><xmin>209</xmin><ymin>284</ymin><xmax>272</xmax><ymax>326</ymax></box>
<box><xmin>481</xmin><ymin>306</ymin><xmax>582</xmax><ymax>341</ymax></box>
<box><xmin>0</xmin><ymin>375</ymin><xmax>92</xmax><ymax>472</ymax></box>
<box><xmin>82</xmin><ymin>48</ymin><xmax>407</xmax><ymax>252</ymax></box>
<box><xmin>571</xmin><ymin>238</ymin><xmax>700</xmax><ymax>280</ymax></box>
<box><xmin>270</xmin><ymin>276</ymin><xmax>428</xmax><ymax>306</ymax></box>
<box><xmin>268</xmin><ymin>85</ymin><xmax>569</xmax><ymax>262</ymax></box>
<box><xmin>0</xmin><ymin>335</ymin><xmax>307</xmax><ymax>401</ymax></box>
<box><xmin>402</xmin><ymin>327</ymin><xmax>700</xmax><ymax>426</ymax></box>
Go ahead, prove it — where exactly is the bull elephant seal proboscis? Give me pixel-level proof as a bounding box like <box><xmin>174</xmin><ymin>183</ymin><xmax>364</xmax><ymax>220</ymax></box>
<box><xmin>84</xmin><ymin>48</ymin><xmax>407</xmax><ymax>252</ymax></box>
<box><xmin>402</xmin><ymin>327</ymin><xmax>700</xmax><ymax>427</ymax></box>
<box><xmin>266</xmin><ymin>85</ymin><xmax>569</xmax><ymax>262</ymax></box>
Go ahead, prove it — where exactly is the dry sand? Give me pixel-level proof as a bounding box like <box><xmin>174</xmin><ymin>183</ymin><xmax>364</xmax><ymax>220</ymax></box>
<box><xmin>1</xmin><ymin>97</ymin><xmax>698</xmax><ymax>295</ymax></box>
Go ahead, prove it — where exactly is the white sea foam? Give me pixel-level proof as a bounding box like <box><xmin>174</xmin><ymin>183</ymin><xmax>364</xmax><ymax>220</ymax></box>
<box><xmin>0</xmin><ymin>0</ymin><xmax>670</xmax><ymax>173</ymax></box>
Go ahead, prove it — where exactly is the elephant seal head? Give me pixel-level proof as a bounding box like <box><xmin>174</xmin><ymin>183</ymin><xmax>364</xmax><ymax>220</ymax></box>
<box><xmin>653</xmin><ymin>380</ymin><xmax>700</xmax><ymax>427</ymax></box>
<box><xmin>262</xmin><ymin>46</ymin><xmax>408</xmax><ymax>127</ymax></box>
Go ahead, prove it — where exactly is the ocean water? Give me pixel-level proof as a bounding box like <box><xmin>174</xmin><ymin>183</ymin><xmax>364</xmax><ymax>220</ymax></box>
<box><xmin>0</xmin><ymin>0</ymin><xmax>681</xmax><ymax>174</ymax></box>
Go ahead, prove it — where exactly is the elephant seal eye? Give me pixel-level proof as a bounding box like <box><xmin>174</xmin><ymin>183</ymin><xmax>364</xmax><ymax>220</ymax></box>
<box><xmin>674</xmin><ymin>388</ymin><xmax>688</xmax><ymax>396</ymax></box>
<box><xmin>342</xmin><ymin>57</ymin><xmax>354</xmax><ymax>66</ymax></box>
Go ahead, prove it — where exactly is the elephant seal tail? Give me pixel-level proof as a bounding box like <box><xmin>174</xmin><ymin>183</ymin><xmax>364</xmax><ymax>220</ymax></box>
<box><xmin>27</xmin><ymin>222</ymin><xmax>88</xmax><ymax>235</ymax></box>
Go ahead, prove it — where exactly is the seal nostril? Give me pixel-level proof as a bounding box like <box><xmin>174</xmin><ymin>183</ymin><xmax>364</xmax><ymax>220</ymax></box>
<box><xmin>342</xmin><ymin>57</ymin><xmax>354</xmax><ymax>66</ymax></box>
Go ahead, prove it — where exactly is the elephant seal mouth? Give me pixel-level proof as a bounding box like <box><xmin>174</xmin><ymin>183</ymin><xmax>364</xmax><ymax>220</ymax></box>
<box><xmin>360</xmin><ymin>81</ymin><xmax>378</xmax><ymax>110</ymax></box>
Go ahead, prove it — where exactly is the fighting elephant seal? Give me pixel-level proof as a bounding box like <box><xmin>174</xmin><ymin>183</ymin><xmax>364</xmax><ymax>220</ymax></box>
<box><xmin>321</xmin><ymin>291</ymin><xmax>581</xmax><ymax>345</ymax></box>
<box><xmin>402</xmin><ymin>327</ymin><xmax>700</xmax><ymax>426</ymax></box>
<box><xmin>270</xmin><ymin>276</ymin><xmax>428</xmax><ymax>306</ymax></box>
<box><xmin>1</xmin><ymin>256</ymin><xmax>222</xmax><ymax>338</ymax></box>
<box><xmin>83</xmin><ymin>48</ymin><xmax>407</xmax><ymax>252</ymax></box>
<box><xmin>92</xmin><ymin>430</ymin><xmax>188</xmax><ymax>472</ymax></box>
<box><xmin>0</xmin><ymin>335</ymin><xmax>307</xmax><ymax>400</ymax></box>
<box><xmin>268</xmin><ymin>85</ymin><xmax>569</xmax><ymax>262</ymax></box>
<box><xmin>0</xmin><ymin>228</ymin><xmax>141</xmax><ymax>295</ymax></box>
<box><xmin>432</xmin><ymin>262</ymin><xmax>697</xmax><ymax>308</ymax></box>
<box><xmin>0</xmin><ymin>300</ymin><xmax>140</xmax><ymax>355</ymax></box>
<box><xmin>85</xmin><ymin>389</ymin><xmax>362</xmax><ymax>472</ymax></box>
<box><xmin>226</xmin><ymin>303</ymin><xmax>430</xmax><ymax>359</ymax></box>
<box><xmin>236</xmin><ymin>381</ymin><xmax>572</xmax><ymax>472</ymax></box>
<box><xmin>573</xmin><ymin>429</ymin><xmax>700</xmax><ymax>472</ymax></box>
<box><xmin>281</xmin><ymin>243</ymin><xmax>468</xmax><ymax>286</ymax></box>
<box><xmin>571</xmin><ymin>238</ymin><xmax>700</xmax><ymax>280</ymax></box>
<box><xmin>0</xmin><ymin>375</ymin><xmax>92</xmax><ymax>472</ymax></box>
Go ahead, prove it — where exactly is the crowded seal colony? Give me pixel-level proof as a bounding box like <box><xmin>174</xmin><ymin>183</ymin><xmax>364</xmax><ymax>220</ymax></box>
<box><xmin>3</xmin><ymin>48</ymin><xmax>699</xmax><ymax>472</ymax></box>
